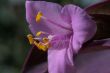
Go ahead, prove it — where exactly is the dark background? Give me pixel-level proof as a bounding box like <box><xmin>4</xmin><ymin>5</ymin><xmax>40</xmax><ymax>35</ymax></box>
<box><xmin>0</xmin><ymin>0</ymin><xmax>105</xmax><ymax>73</ymax></box>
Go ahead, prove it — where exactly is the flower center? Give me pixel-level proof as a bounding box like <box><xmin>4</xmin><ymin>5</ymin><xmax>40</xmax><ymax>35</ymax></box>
<box><xmin>30</xmin><ymin>11</ymin><xmax>73</xmax><ymax>51</ymax></box>
<box><xmin>27</xmin><ymin>33</ymin><xmax>51</xmax><ymax>51</ymax></box>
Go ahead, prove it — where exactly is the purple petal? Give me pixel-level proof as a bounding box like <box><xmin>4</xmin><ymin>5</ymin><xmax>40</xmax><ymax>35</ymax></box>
<box><xmin>75</xmin><ymin>38</ymin><xmax>110</xmax><ymax>73</ymax></box>
<box><xmin>72</xmin><ymin>6</ymin><xmax>96</xmax><ymax>53</ymax></box>
<box><xmin>22</xmin><ymin>38</ymin><xmax>110</xmax><ymax>73</ymax></box>
<box><xmin>48</xmin><ymin>35</ymin><xmax>76</xmax><ymax>73</ymax></box>
<box><xmin>48</xmin><ymin>48</ymin><xmax>76</xmax><ymax>73</ymax></box>
<box><xmin>26</xmin><ymin>1</ymin><xmax>73</xmax><ymax>36</ymax></box>
<box><xmin>62</xmin><ymin>5</ymin><xmax>97</xmax><ymax>53</ymax></box>
<box><xmin>75</xmin><ymin>48</ymin><xmax>110</xmax><ymax>73</ymax></box>
<box><xmin>25</xmin><ymin>1</ymin><xmax>100</xmax><ymax>73</ymax></box>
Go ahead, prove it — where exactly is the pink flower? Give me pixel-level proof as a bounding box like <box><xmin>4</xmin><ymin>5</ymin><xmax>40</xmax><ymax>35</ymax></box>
<box><xmin>23</xmin><ymin>0</ymin><xmax>110</xmax><ymax>73</ymax></box>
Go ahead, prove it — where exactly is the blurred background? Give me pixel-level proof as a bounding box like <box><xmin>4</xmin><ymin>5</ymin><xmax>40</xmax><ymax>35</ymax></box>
<box><xmin>0</xmin><ymin>0</ymin><xmax>30</xmax><ymax>73</ymax></box>
<box><xmin>0</xmin><ymin>0</ymin><xmax>106</xmax><ymax>73</ymax></box>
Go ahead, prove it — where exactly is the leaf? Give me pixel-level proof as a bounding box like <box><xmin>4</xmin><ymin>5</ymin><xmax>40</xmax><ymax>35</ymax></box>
<box><xmin>22</xmin><ymin>46</ymin><xmax>47</xmax><ymax>73</ymax></box>
<box><xmin>85</xmin><ymin>1</ymin><xmax>110</xmax><ymax>40</ymax></box>
<box><xmin>86</xmin><ymin>1</ymin><xmax>110</xmax><ymax>15</ymax></box>
<box><xmin>90</xmin><ymin>14</ymin><xmax>110</xmax><ymax>40</ymax></box>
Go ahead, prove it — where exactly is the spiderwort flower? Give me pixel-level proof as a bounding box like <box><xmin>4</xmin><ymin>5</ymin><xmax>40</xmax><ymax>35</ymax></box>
<box><xmin>25</xmin><ymin>1</ymin><xmax>97</xmax><ymax>73</ymax></box>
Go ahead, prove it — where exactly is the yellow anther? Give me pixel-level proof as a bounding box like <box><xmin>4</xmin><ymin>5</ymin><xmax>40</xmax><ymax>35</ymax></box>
<box><xmin>42</xmin><ymin>37</ymin><xmax>49</xmax><ymax>43</ymax></box>
<box><xmin>44</xmin><ymin>43</ymin><xmax>51</xmax><ymax>49</ymax></box>
<box><xmin>33</xmin><ymin>41</ymin><xmax>39</xmax><ymax>48</ymax></box>
<box><xmin>36</xmin><ymin>31</ymin><xmax>43</xmax><ymax>36</ymax></box>
<box><xmin>36</xmin><ymin>11</ymin><xmax>43</xmax><ymax>22</ymax></box>
<box><xmin>34</xmin><ymin>41</ymin><xmax>48</xmax><ymax>51</ymax></box>
<box><xmin>38</xmin><ymin>42</ymin><xmax>48</xmax><ymax>51</ymax></box>
<box><xmin>27</xmin><ymin>34</ymin><xmax>34</xmax><ymax>44</ymax></box>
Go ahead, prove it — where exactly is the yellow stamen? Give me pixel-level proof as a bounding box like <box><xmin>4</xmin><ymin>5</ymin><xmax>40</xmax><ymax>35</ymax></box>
<box><xmin>39</xmin><ymin>42</ymin><xmax>48</xmax><ymax>51</ymax></box>
<box><xmin>42</xmin><ymin>37</ymin><xmax>49</xmax><ymax>43</ymax></box>
<box><xmin>33</xmin><ymin>41</ymin><xmax>39</xmax><ymax>48</ymax></box>
<box><xmin>27</xmin><ymin>34</ymin><xmax>34</xmax><ymax>44</ymax></box>
<box><xmin>34</xmin><ymin>41</ymin><xmax>48</xmax><ymax>51</ymax></box>
<box><xmin>44</xmin><ymin>43</ymin><xmax>51</xmax><ymax>49</ymax></box>
<box><xmin>36</xmin><ymin>31</ymin><xmax>43</xmax><ymax>36</ymax></box>
<box><xmin>36</xmin><ymin>11</ymin><xmax>43</xmax><ymax>22</ymax></box>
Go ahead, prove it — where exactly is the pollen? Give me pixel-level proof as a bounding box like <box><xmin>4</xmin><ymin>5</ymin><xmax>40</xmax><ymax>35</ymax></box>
<box><xmin>27</xmin><ymin>34</ymin><xmax>34</xmax><ymax>44</ymax></box>
<box><xmin>34</xmin><ymin>41</ymin><xmax>48</xmax><ymax>51</ymax></box>
<box><xmin>36</xmin><ymin>31</ymin><xmax>43</xmax><ymax>36</ymax></box>
<box><xmin>42</xmin><ymin>37</ymin><xmax>49</xmax><ymax>43</ymax></box>
<box><xmin>36</xmin><ymin>11</ymin><xmax>43</xmax><ymax>22</ymax></box>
